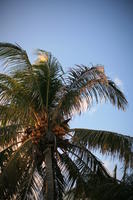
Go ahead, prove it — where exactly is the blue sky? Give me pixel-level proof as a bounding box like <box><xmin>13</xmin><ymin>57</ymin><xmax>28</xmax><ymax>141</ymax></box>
<box><xmin>0</xmin><ymin>0</ymin><xmax>133</xmax><ymax>176</ymax></box>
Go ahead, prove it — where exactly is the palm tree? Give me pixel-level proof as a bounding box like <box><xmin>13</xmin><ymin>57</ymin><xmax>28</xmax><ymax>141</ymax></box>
<box><xmin>0</xmin><ymin>42</ymin><xmax>132</xmax><ymax>200</ymax></box>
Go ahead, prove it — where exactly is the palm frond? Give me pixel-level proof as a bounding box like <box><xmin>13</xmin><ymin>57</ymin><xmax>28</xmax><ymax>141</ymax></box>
<box><xmin>93</xmin><ymin>175</ymin><xmax>133</xmax><ymax>200</ymax></box>
<box><xmin>106</xmin><ymin>80</ymin><xmax>127</xmax><ymax>110</ymax></box>
<box><xmin>37</xmin><ymin>164</ymin><xmax>46</xmax><ymax>200</ymax></box>
<box><xmin>14</xmin><ymin>68</ymin><xmax>44</xmax><ymax>112</ymax></box>
<box><xmin>71</xmin><ymin>128</ymin><xmax>133</xmax><ymax>167</ymax></box>
<box><xmin>57</xmin><ymin>141</ymin><xmax>111</xmax><ymax>199</ymax></box>
<box><xmin>53</xmin><ymin>66</ymin><xmax>127</xmax><ymax>118</ymax></box>
<box><xmin>19</xmin><ymin>167</ymin><xmax>43</xmax><ymax>200</ymax></box>
<box><xmin>58</xmin><ymin>151</ymin><xmax>88</xmax><ymax>195</ymax></box>
<box><xmin>0</xmin><ymin>145</ymin><xmax>14</xmax><ymax>174</ymax></box>
<box><xmin>0</xmin><ymin>72</ymin><xmax>41</xmax><ymax>125</ymax></box>
<box><xmin>0</xmin><ymin>42</ymin><xmax>32</xmax><ymax>72</ymax></box>
<box><xmin>57</xmin><ymin>137</ymin><xmax>110</xmax><ymax>178</ymax></box>
<box><xmin>0</xmin><ymin>102</ymin><xmax>35</xmax><ymax>127</ymax></box>
<box><xmin>35</xmin><ymin>49</ymin><xmax>64</xmax><ymax>74</ymax></box>
<box><xmin>0</xmin><ymin>124</ymin><xmax>20</xmax><ymax>146</ymax></box>
<box><xmin>53</xmin><ymin>156</ymin><xmax>65</xmax><ymax>200</ymax></box>
<box><xmin>67</xmin><ymin>142</ymin><xmax>111</xmax><ymax>178</ymax></box>
<box><xmin>0</xmin><ymin>138</ymin><xmax>32</xmax><ymax>199</ymax></box>
<box><xmin>33</xmin><ymin>51</ymin><xmax>64</xmax><ymax>110</ymax></box>
<box><xmin>0</xmin><ymin>75</ymin><xmax>32</xmax><ymax>125</ymax></box>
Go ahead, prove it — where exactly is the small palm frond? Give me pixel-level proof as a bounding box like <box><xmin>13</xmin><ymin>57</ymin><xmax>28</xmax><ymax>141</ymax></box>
<box><xmin>67</xmin><ymin>143</ymin><xmax>110</xmax><ymax>178</ymax></box>
<box><xmin>53</xmin><ymin>66</ymin><xmax>127</xmax><ymax>118</ymax></box>
<box><xmin>33</xmin><ymin>50</ymin><xmax>64</xmax><ymax>110</ymax></box>
<box><xmin>0</xmin><ymin>73</ymin><xmax>36</xmax><ymax>125</ymax></box>
<box><xmin>57</xmin><ymin>137</ymin><xmax>110</xmax><ymax>179</ymax></box>
<box><xmin>0</xmin><ymin>102</ymin><xmax>35</xmax><ymax>127</ymax></box>
<box><xmin>35</xmin><ymin>49</ymin><xmax>64</xmax><ymax>75</ymax></box>
<box><xmin>0</xmin><ymin>124</ymin><xmax>20</xmax><ymax>146</ymax></box>
<box><xmin>18</xmin><ymin>167</ymin><xmax>43</xmax><ymax>200</ymax></box>
<box><xmin>57</xmin><ymin>140</ymin><xmax>111</xmax><ymax>199</ymax></box>
<box><xmin>0</xmin><ymin>73</ymin><xmax>30</xmax><ymax>103</ymax></box>
<box><xmin>13</xmin><ymin>68</ymin><xmax>44</xmax><ymax>112</ymax></box>
<box><xmin>53</xmin><ymin>156</ymin><xmax>65</xmax><ymax>199</ymax></box>
<box><xmin>106</xmin><ymin>80</ymin><xmax>127</xmax><ymax>110</ymax></box>
<box><xmin>0</xmin><ymin>74</ymin><xmax>41</xmax><ymax>125</ymax></box>
<box><xmin>37</xmin><ymin>165</ymin><xmax>46</xmax><ymax>200</ymax></box>
<box><xmin>71</xmin><ymin>128</ymin><xmax>133</xmax><ymax>167</ymax></box>
<box><xmin>0</xmin><ymin>42</ymin><xmax>32</xmax><ymax>72</ymax></box>
<box><xmin>58</xmin><ymin>151</ymin><xmax>88</xmax><ymax>195</ymax></box>
<box><xmin>0</xmin><ymin>138</ymin><xmax>32</xmax><ymax>199</ymax></box>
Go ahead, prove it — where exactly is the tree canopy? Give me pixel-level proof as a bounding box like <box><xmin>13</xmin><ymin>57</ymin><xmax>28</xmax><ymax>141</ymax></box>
<box><xmin>0</xmin><ymin>42</ymin><xmax>132</xmax><ymax>200</ymax></box>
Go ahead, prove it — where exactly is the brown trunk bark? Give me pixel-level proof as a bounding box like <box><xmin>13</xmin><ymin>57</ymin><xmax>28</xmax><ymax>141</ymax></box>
<box><xmin>45</xmin><ymin>147</ymin><xmax>54</xmax><ymax>200</ymax></box>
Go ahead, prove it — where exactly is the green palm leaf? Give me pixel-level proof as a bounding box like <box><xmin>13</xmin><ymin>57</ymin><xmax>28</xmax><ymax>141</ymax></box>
<box><xmin>19</xmin><ymin>166</ymin><xmax>43</xmax><ymax>200</ymax></box>
<box><xmin>57</xmin><ymin>138</ymin><xmax>111</xmax><ymax>195</ymax></box>
<box><xmin>0</xmin><ymin>124</ymin><xmax>20</xmax><ymax>146</ymax></box>
<box><xmin>0</xmin><ymin>138</ymin><xmax>32</xmax><ymax>199</ymax></box>
<box><xmin>71</xmin><ymin>128</ymin><xmax>133</xmax><ymax>167</ymax></box>
<box><xmin>53</xmin><ymin>157</ymin><xmax>65</xmax><ymax>199</ymax></box>
<box><xmin>33</xmin><ymin>50</ymin><xmax>64</xmax><ymax>110</ymax></box>
<box><xmin>59</xmin><ymin>151</ymin><xmax>87</xmax><ymax>192</ymax></box>
<box><xmin>0</xmin><ymin>42</ymin><xmax>32</xmax><ymax>72</ymax></box>
<box><xmin>67</xmin><ymin>142</ymin><xmax>110</xmax><ymax>178</ymax></box>
<box><xmin>53</xmin><ymin>66</ymin><xmax>127</xmax><ymax>118</ymax></box>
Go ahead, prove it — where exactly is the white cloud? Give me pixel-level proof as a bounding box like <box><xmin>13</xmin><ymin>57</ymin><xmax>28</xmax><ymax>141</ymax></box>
<box><xmin>114</xmin><ymin>77</ymin><xmax>123</xmax><ymax>89</ymax></box>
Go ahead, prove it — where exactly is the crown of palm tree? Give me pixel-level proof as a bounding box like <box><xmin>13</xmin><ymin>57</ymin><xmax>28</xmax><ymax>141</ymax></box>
<box><xmin>0</xmin><ymin>43</ymin><xmax>132</xmax><ymax>200</ymax></box>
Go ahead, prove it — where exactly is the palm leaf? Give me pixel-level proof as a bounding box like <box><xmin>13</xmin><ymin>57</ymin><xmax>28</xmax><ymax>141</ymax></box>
<box><xmin>13</xmin><ymin>68</ymin><xmax>44</xmax><ymax>112</ymax></box>
<box><xmin>57</xmin><ymin>140</ymin><xmax>111</xmax><ymax>199</ymax></box>
<box><xmin>0</xmin><ymin>124</ymin><xmax>20</xmax><ymax>146</ymax></box>
<box><xmin>0</xmin><ymin>145</ymin><xmax>14</xmax><ymax>174</ymax></box>
<box><xmin>53</xmin><ymin>156</ymin><xmax>65</xmax><ymax>199</ymax></box>
<box><xmin>19</xmin><ymin>166</ymin><xmax>43</xmax><ymax>200</ymax></box>
<box><xmin>53</xmin><ymin>66</ymin><xmax>127</xmax><ymax>118</ymax></box>
<box><xmin>93</xmin><ymin>176</ymin><xmax>133</xmax><ymax>200</ymax></box>
<box><xmin>57</xmin><ymin>136</ymin><xmax>110</xmax><ymax>178</ymax></box>
<box><xmin>33</xmin><ymin>51</ymin><xmax>64</xmax><ymax>110</ymax></box>
<box><xmin>67</xmin><ymin>142</ymin><xmax>111</xmax><ymax>178</ymax></box>
<box><xmin>0</xmin><ymin>138</ymin><xmax>32</xmax><ymax>199</ymax></box>
<box><xmin>71</xmin><ymin>128</ymin><xmax>133</xmax><ymax>167</ymax></box>
<box><xmin>58</xmin><ymin>151</ymin><xmax>87</xmax><ymax>193</ymax></box>
<box><xmin>0</xmin><ymin>75</ymin><xmax>32</xmax><ymax>125</ymax></box>
<box><xmin>0</xmin><ymin>72</ymin><xmax>43</xmax><ymax>125</ymax></box>
<box><xmin>0</xmin><ymin>42</ymin><xmax>32</xmax><ymax>72</ymax></box>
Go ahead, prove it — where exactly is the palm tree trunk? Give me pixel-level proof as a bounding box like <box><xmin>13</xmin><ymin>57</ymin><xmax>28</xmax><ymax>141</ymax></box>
<box><xmin>45</xmin><ymin>146</ymin><xmax>54</xmax><ymax>200</ymax></box>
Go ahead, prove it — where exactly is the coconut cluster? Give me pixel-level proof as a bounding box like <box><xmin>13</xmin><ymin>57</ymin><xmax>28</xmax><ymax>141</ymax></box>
<box><xmin>21</xmin><ymin>114</ymin><xmax>48</xmax><ymax>144</ymax></box>
<box><xmin>21</xmin><ymin>114</ymin><xmax>70</xmax><ymax>144</ymax></box>
<box><xmin>32</xmin><ymin>114</ymin><xmax>48</xmax><ymax>144</ymax></box>
<box><xmin>52</xmin><ymin>125</ymin><xmax>66</xmax><ymax>136</ymax></box>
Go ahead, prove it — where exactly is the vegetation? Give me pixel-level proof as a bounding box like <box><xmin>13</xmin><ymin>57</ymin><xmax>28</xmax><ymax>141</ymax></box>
<box><xmin>0</xmin><ymin>42</ymin><xmax>132</xmax><ymax>200</ymax></box>
<box><xmin>89</xmin><ymin>172</ymin><xmax>133</xmax><ymax>200</ymax></box>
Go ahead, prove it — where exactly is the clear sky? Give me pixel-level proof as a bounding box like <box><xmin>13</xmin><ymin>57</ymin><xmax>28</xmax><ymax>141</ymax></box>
<box><xmin>0</xmin><ymin>0</ymin><xmax>133</xmax><ymax>178</ymax></box>
<box><xmin>0</xmin><ymin>0</ymin><xmax>133</xmax><ymax>135</ymax></box>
